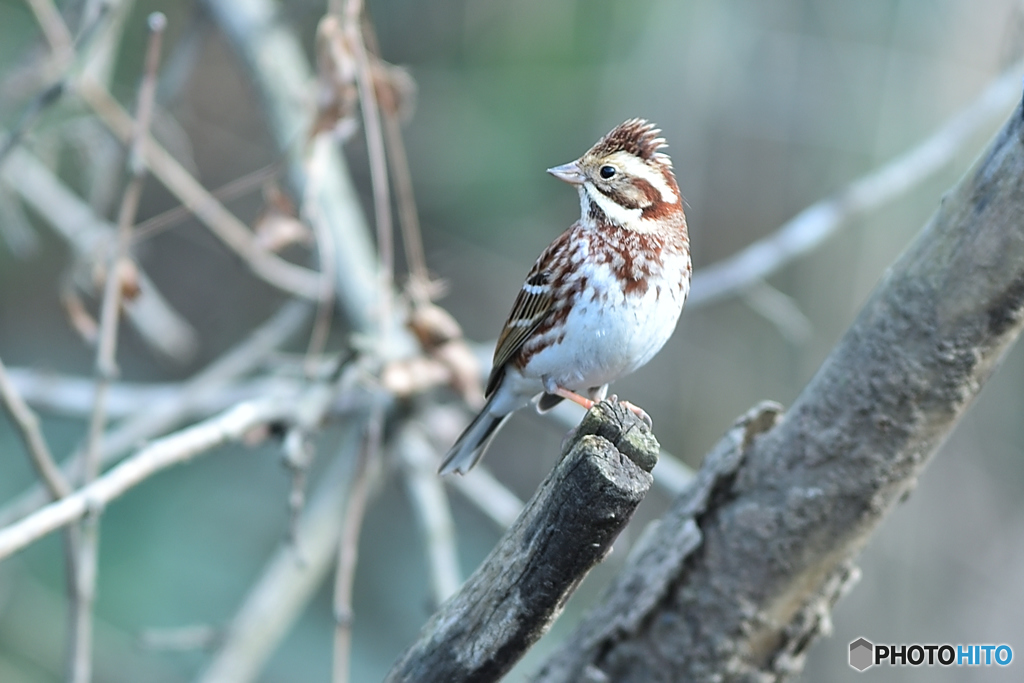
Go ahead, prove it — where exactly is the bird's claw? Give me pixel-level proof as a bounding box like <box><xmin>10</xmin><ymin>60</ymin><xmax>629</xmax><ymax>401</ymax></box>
<box><xmin>621</xmin><ymin>399</ymin><xmax>653</xmax><ymax>429</ymax></box>
<box><xmin>604</xmin><ymin>395</ymin><xmax>653</xmax><ymax>428</ymax></box>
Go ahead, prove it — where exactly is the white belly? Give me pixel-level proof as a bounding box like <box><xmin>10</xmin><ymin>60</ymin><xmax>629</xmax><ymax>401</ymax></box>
<box><xmin>522</xmin><ymin>252</ymin><xmax>689</xmax><ymax>391</ymax></box>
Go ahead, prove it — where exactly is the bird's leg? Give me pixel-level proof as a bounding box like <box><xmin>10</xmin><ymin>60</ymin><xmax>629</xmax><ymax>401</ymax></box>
<box><xmin>549</xmin><ymin>385</ymin><xmax>595</xmax><ymax>410</ymax></box>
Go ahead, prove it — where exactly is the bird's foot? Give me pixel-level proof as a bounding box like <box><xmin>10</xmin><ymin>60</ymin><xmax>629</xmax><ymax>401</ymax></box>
<box><xmin>607</xmin><ymin>394</ymin><xmax>653</xmax><ymax>429</ymax></box>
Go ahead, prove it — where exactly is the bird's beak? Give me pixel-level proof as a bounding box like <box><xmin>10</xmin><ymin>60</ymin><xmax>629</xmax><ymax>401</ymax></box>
<box><xmin>546</xmin><ymin>160</ymin><xmax>586</xmax><ymax>185</ymax></box>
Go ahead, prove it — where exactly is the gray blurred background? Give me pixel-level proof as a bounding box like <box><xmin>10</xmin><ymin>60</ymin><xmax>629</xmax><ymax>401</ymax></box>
<box><xmin>1</xmin><ymin>0</ymin><xmax>1023</xmax><ymax>680</ymax></box>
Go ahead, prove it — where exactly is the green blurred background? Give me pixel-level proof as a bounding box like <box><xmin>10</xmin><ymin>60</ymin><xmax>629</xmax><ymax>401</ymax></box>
<box><xmin>1</xmin><ymin>0</ymin><xmax>1023</xmax><ymax>680</ymax></box>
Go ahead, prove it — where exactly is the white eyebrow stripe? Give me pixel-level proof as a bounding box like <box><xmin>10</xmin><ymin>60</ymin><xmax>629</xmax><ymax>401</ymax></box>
<box><xmin>605</xmin><ymin>151</ymin><xmax>676</xmax><ymax>203</ymax></box>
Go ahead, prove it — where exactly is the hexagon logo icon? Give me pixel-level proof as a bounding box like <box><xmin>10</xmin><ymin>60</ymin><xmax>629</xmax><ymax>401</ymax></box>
<box><xmin>849</xmin><ymin>637</ymin><xmax>874</xmax><ymax>671</ymax></box>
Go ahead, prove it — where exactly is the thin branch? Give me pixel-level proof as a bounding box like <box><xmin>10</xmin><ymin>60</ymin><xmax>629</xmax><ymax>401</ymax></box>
<box><xmin>741</xmin><ymin>279</ymin><xmax>813</xmax><ymax>344</ymax></box>
<box><xmin>0</xmin><ymin>396</ymin><xmax>304</xmax><ymax>562</ymax></box>
<box><xmin>75</xmin><ymin>78</ymin><xmax>323</xmax><ymax>300</ymax></box>
<box><xmin>71</xmin><ymin>17</ymin><xmax>165</xmax><ymax>682</ymax></box>
<box><xmin>26</xmin><ymin>0</ymin><xmax>74</xmax><ymax>61</ymax></box>
<box><xmin>339</xmin><ymin>2</ymin><xmax>394</xmax><ymax>336</ymax></box>
<box><xmin>385</xmin><ymin>402</ymin><xmax>658</xmax><ymax>683</ymax></box>
<box><xmin>0</xmin><ymin>355</ymin><xmax>70</xmax><ymax>499</ymax></box>
<box><xmin>0</xmin><ymin>143</ymin><xmax>199</xmax><ymax>360</ymax></box>
<box><xmin>203</xmin><ymin>0</ymin><xmax>383</xmax><ymax>336</ymax></box>
<box><xmin>2</xmin><ymin>373</ymin><xmax>299</xmax><ymax>420</ymax></box>
<box><xmin>398</xmin><ymin>422</ymin><xmax>462</xmax><ymax>607</ymax></box>
<box><xmin>302</xmin><ymin>137</ymin><xmax>340</xmax><ymax>374</ymax></box>
<box><xmin>195</xmin><ymin>426</ymin><xmax>363</xmax><ymax>683</ymax></box>
<box><xmin>360</xmin><ymin>19</ymin><xmax>430</xmax><ymax>298</ymax></box>
<box><xmin>0</xmin><ymin>0</ymin><xmax>111</xmax><ymax>163</ymax></box>
<box><xmin>687</xmin><ymin>59</ymin><xmax>1024</xmax><ymax>307</ymax></box>
<box><xmin>332</xmin><ymin>397</ymin><xmax>384</xmax><ymax>683</ymax></box>
<box><xmin>132</xmin><ymin>162</ymin><xmax>280</xmax><ymax>242</ymax></box>
<box><xmin>0</xmin><ymin>301</ymin><xmax>311</xmax><ymax>529</ymax></box>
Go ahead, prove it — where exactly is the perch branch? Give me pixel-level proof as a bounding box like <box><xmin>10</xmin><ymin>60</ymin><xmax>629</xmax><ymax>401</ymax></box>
<box><xmin>385</xmin><ymin>401</ymin><xmax>658</xmax><ymax>683</ymax></box>
<box><xmin>535</xmin><ymin>98</ymin><xmax>1024</xmax><ymax>681</ymax></box>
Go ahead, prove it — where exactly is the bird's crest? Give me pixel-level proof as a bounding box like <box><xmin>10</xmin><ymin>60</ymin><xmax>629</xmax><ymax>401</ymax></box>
<box><xmin>589</xmin><ymin>118</ymin><xmax>670</xmax><ymax>166</ymax></box>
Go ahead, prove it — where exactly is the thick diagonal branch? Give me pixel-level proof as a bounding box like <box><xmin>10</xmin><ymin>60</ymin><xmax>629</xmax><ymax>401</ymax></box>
<box><xmin>385</xmin><ymin>402</ymin><xmax>659</xmax><ymax>683</ymax></box>
<box><xmin>536</xmin><ymin>102</ymin><xmax>1024</xmax><ymax>682</ymax></box>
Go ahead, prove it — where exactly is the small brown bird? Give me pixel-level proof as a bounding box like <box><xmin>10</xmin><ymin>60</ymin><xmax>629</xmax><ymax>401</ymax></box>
<box><xmin>440</xmin><ymin>119</ymin><xmax>691</xmax><ymax>475</ymax></box>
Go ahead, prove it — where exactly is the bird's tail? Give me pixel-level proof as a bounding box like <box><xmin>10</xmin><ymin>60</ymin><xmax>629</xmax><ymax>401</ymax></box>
<box><xmin>438</xmin><ymin>404</ymin><xmax>511</xmax><ymax>475</ymax></box>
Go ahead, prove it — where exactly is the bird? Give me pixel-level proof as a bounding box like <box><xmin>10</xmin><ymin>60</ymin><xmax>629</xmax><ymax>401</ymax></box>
<box><xmin>439</xmin><ymin>118</ymin><xmax>691</xmax><ymax>475</ymax></box>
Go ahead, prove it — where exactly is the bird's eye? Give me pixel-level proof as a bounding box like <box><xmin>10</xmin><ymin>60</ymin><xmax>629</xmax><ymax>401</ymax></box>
<box><xmin>599</xmin><ymin>165</ymin><xmax>617</xmax><ymax>179</ymax></box>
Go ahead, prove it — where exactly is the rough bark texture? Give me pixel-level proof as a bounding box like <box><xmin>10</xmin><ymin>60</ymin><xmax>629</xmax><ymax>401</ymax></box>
<box><xmin>384</xmin><ymin>401</ymin><xmax>659</xmax><ymax>683</ymax></box>
<box><xmin>535</xmin><ymin>102</ymin><xmax>1024</xmax><ymax>682</ymax></box>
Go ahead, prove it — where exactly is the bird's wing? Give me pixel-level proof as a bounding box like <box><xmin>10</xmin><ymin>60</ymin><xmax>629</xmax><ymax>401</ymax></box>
<box><xmin>486</xmin><ymin>269</ymin><xmax>553</xmax><ymax>396</ymax></box>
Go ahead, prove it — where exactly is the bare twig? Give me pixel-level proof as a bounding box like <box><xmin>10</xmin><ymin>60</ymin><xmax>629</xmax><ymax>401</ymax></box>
<box><xmin>0</xmin><ymin>143</ymin><xmax>199</xmax><ymax>360</ymax></box>
<box><xmin>688</xmin><ymin>59</ymin><xmax>1024</xmax><ymax>307</ymax></box>
<box><xmin>26</xmin><ymin>0</ymin><xmax>74</xmax><ymax>61</ymax></box>
<box><xmin>362</xmin><ymin>20</ymin><xmax>430</xmax><ymax>298</ymax></box>
<box><xmin>398</xmin><ymin>422</ymin><xmax>462</xmax><ymax>606</ymax></box>
<box><xmin>332</xmin><ymin>397</ymin><xmax>384</xmax><ymax>683</ymax></box>
<box><xmin>339</xmin><ymin>1</ymin><xmax>394</xmax><ymax>335</ymax></box>
<box><xmin>204</xmin><ymin>0</ymin><xmax>383</xmax><ymax>336</ymax></box>
<box><xmin>0</xmin><ymin>355</ymin><xmax>70</xmax><ymax>500</ymax></box>
<box><xmin>302</xmin><ymin>137</ymin><xmax>340</xmax><ymax>374</ymax></box>
<box><xmin>196</xmin><ymin>426</ymin><xmax>364</xmax><ymax>683</ymax></box>
<box><xmin>0</xmin><ymin>396</ymin><xmax>305</xmax><ymax>561</ymax></box>
<box><xmin>2</xmin><ymin>372</ymin><xmax>299</xmax><ymax>421</ymax></box>
<box><xmin>0</xmin><ymin>81</ymin><xmax>66</xmax><ymax>163</ymax></box>
<box><xmin>740</xmin><ymin>279</ymin><xmax>813</xmax><ymax>344</ymax></box>
<box><xmin>71</xmin><ymin>17</ymin><xmax>165</xmax><ymax>682</ymax></box>
<box><xmin>75</xmin><ymin>78</ymin><xmax>323</xmax><ymax>299</ymax></box>
<box><xmin>0</xmin><ymin>0</ymin><xmax>111</xmax><ymax>163</ymax></box>
<box><xmin>0</xmin><ymin>301</ymin><xmax>311</xmax><ymax>530</ymax></box>
<box><xmin>132</xmin><ymin>162</ymin><xmax>280</xmax><ymax>242</ymax></box>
